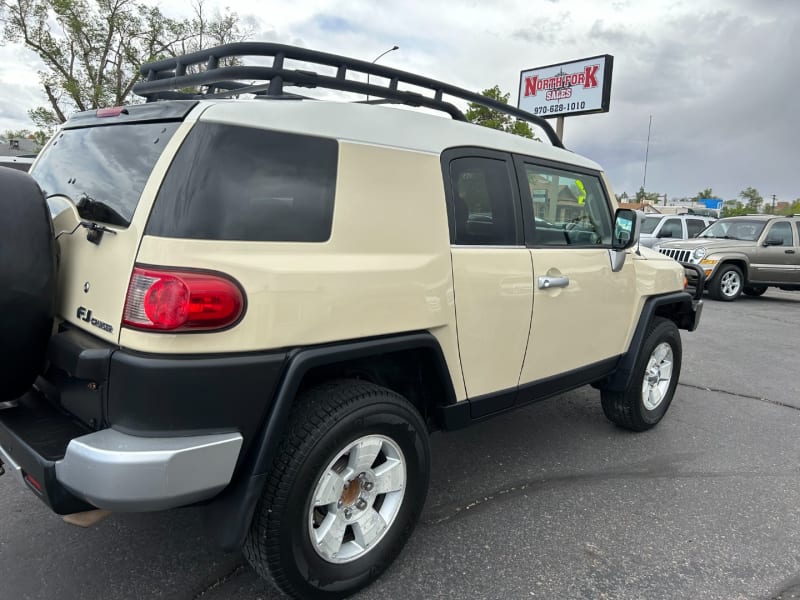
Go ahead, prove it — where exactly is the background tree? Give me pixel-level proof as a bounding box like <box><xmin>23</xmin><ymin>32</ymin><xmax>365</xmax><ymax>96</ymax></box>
<box><xmin>635</xmin><ymin>186</ymin><xmax>661</xmax><ymax>204</ymax></box>
<box><xmin>739</xmin><ymin>187</ymin><xmax>763</xmax><ymax>213</ymax></box>
<box><xmin>0</xmin><ymin>0</ymin><xmax>250</xmax><ymax>131</ymax></box>
<box><xmin>465</xmin><ymin>85</ymin><xmax>539</xmax><ymax>140</ymax></box>
<box><xmin>721</xmin><ymin>199</ymin><xmax>747</xmax><ymax>217</ymax></box>
<box><xmin>694</xmin><ymin>188</ymin><xmax>714</xmax><ymax>200</ymax></box>
<box><xmin>3</xmin><ymin>127</ymin><xmax>47</xmax><ymax>150</ymax></box>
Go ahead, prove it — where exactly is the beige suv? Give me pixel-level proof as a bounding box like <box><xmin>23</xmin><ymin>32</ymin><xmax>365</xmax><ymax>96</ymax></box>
<box><xmin>656</xmin><ymin>214</ymin><xmax>800</xmax><ymax>301</ymax></box>
<box><xmin>0</xmin><ymin>43</ymin><xmax>703</xmax><ymax>599</ymax></box>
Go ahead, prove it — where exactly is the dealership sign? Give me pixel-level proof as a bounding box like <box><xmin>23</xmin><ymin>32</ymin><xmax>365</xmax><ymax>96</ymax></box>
<box><xmin>518</xmin><ymin>55</ymin><xmax>613</xmax><ymax>118</ymax></box>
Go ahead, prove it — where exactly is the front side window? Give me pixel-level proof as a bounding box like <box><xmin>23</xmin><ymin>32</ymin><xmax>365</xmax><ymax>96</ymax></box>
<box><xmin>448</xmin><ymin>156</ymin><xmax>518</xmax><ymax>246</ymax></box>
<box><xmin>521</xmin><ymin>163</ymin><xmax>612</xmax><ymax>246</ymax></box>
<box><xmin>658</xmin><ymin>218</ymin><xmax>682</xmax><ymax>239</ymax></box>
<box><xmin>767</xmin><ymin>221</ymin><xmax>793</xmax><ymax>246</ymax></box>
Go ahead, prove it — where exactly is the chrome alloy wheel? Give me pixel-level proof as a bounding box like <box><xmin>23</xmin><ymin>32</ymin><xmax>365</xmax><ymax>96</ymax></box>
<box><xmin>720</xmin><ymin>270</ymin><xmax>742</xmax><ymax>298</ymax></box>
<box><xmin>308</xmin><ymin>434</ymin><xmax>406</xmax><ymax>564</ymax></box>
<box><xmin>641</xmin><ymin>342</ymin><xmax>674</xmax><ymax>411</ymax></box>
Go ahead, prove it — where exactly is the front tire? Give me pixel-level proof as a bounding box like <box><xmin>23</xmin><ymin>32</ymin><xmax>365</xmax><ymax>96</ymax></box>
<box><xmin>601</xmin><ymin>317</ymin><xmax>682</xmax><ymax>432</ymax></box>
<box><xmin>709</xmin><ymin>264</ymin><xmax>744</xmax><ymax>301</ymax></box>
<box><xmin>244</xmin><ymin>380</ymin><xmax>430</xmax><ymax>599</ymax></box>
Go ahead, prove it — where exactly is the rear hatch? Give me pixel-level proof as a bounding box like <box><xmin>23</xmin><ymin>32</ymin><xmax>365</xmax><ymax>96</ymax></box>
<box><xmin>30</xmin><ymin>102</ymin><xmax>198</xmax><ymax>343</ymax></box>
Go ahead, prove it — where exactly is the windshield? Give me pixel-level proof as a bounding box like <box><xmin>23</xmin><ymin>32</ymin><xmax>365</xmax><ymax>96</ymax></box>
<box><xmin>699</xmin><ymin>219</ymin><xmax>766</xmax><ymax>241</ymax></box>
<box><xmin>31</xmin><ymin>121</ymin><xmax>180</xmax><ymax>227</ymax></box>
<box><xmin>641</xmin><ymin>216</ymin><xmax>662</xmax><ymax>234</ymax></box>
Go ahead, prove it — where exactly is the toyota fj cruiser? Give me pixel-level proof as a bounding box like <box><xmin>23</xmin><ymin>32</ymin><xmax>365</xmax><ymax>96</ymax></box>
<box><xmin>0</xmin><ymin>43</ymin><xmax>703</xmax><ymax>599</ymax></box>
<box><xmin>656</xmin><ymin>214</ymin><xmax>800</xmax><ymax>301</ymax></box>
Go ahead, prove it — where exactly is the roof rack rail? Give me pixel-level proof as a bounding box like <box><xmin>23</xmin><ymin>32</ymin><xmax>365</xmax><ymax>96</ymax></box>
<box><xmin>133</xmin><ymin>42</ymin><xmax>564</xmax><ymax>148</ymax></box>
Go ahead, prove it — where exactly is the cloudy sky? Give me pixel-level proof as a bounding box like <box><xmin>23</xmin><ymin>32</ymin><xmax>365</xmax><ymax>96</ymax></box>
<box><xmin>1</xmin><ymin>0</ymin><xmax>797</xmax><ymax>203</ymax></box>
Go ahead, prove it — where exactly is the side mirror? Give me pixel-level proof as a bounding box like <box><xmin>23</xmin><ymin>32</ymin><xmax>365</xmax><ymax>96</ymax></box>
<box><xmin>612</xmin><ymin>208</ymin><xmax>640</xmax><ymax>250</ymax></box>
<box><xmin>763</xmin><ymin>235</ymin><xmax>783</xmax><ymax>247</ymax></box>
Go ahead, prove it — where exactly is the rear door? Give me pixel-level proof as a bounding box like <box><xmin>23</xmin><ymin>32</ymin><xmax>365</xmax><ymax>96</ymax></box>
<box><xmin>751</xmin><ymin>220</ymin><xmax>798</xmax><ymax>284</ymax></box>
<box><xmin>443</xmin><ymin>149</ymin><xmax>533</xmax><ymax>415</ymax></box>
<box><xmin>513</xmin><ymin>157</ymin><xmax>639</xmax><ymax>389</ymax></box>
<box><xmin>31</xmin><ymin>104</ymin><xmax>195</xmax><ymax>342</ymax></box>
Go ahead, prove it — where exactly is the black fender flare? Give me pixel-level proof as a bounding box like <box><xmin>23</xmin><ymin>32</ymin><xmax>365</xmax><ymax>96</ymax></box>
<box><xmin>601</xmin><ymin>291</ymin><xmax>699</xmax><ymax>394</ymax></box>
<box><xmin>204</xmin><ymin>331</ymin><xmax>455</xmax><ymax>550</ymax></box>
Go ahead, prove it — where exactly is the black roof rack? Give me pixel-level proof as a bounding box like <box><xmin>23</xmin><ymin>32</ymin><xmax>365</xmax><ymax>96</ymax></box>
<box><xmin>133</xmin><ymin>42</ymin><xmax>564</xmax><ymax>148</ymax></box>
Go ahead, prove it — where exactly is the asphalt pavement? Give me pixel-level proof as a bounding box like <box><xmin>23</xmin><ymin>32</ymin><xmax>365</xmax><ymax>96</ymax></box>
<box><xmin>1</xmin><ymin>289</ymin><xmax>799</xmax><ymax>600</ymax></box>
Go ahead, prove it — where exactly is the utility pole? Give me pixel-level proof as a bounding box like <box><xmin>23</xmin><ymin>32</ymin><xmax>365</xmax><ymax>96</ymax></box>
<box><xmin>772</xmin><ymin>194</ymin><xmax>777</xmax><ymax>213</ymax></box>
<box><xmin>642</xmin><ymin>115</ymin><xmax>652</xmax><ymax>190</ymax></box>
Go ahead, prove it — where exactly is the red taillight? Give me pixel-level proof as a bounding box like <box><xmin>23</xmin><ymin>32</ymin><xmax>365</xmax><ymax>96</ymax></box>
<box><xmin>24</xmin><ymin>473</ymin><xmax>43</xmax><ymax>495</ymax></box>
<box><xmin>123</xmin><ymin>267</ymin><xmax>244</xmax><ymax>331</ymax></box>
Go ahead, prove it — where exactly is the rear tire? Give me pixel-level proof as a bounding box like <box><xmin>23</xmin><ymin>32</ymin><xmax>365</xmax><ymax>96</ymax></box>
<box><xmin>0</xmin><ymin>168</ymin><xmax>56</xmax><ymax>401</ymax></box>
<box><xmin>244</xmin><ymin>380</ymin><xmax>430</xmax><ymax>599</ymax></box>
<box><xmin>709</xmin><ymin>264</ymin><xmax>743</xmax><ymax>301</ymax></box>
<box><xmin>601</xmin><ymin>317</ymin><xmax>681</xmax><ymax>432</ymax></box>
<box><xmin>743</xmin><ymin>285</ymin><xmax>767</xmax><ymax>297</ymax></box>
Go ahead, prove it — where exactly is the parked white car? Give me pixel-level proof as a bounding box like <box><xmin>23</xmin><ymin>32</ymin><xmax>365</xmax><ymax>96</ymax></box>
<box><xmin>639</xmin><ymin>213</ymin><xmax>716</xmax><ymax>248</ymax></box>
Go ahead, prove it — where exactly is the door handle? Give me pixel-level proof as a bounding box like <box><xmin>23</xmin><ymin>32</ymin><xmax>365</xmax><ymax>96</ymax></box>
<box><xmin>538</xmin><ymin>276</ymin><xmax>570</xmax><ymax>289</ymax></box>
<box><xmin>785</xmin><ymin>249</ymin><xmax>796</xmax><ymax>254</ymax></box>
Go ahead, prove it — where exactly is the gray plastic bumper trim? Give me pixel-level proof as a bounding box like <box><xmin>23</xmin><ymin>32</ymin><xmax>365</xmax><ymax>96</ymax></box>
<box><xmin>55</xmin><ymin>429</ymin><xmax>243</xmax><ymax>511</ymax></box>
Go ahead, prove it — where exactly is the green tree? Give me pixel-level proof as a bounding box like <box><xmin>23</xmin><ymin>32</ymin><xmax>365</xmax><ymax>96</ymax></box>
<box><xmin>635</xmin><ymin>186</ymin><xmax>661</xmax><ymax>203</ymax></box>
<box><xmin>465</xmin><ymin>85</ymin><xmax>538</xmax><ymax>140</ymax></box>
<box><xmin>1</xmin><ymin>0</ymin><xmax>250</xmax><ymax>128</ymax></box>
<box><xmin>695</xmin><ymin>188</ymin><xmax>714</xmax><ymax>200</ymax></box>
<box><xmin>777</xmin><ymin>199</ymin><xmax>800</xmax><ymax>216</ymax></box>
<box><xmin>3</xmin><ymin>127</ymin><xmax>47</xmax><ymax>151</ymax></box>
<box><xmin>721</xmin><ymin>199</ymin><xmax>747</xmax><ymax>217</ymax></box>
<box><xmin>739</xmin><ymin>187</ymin><xmax>763</xmax><ymax>213</ymax></box>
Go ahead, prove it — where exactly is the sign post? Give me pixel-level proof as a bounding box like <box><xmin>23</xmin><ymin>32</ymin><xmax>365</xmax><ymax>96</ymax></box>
<box><xmin>518</xmin><ymin>55</ymin><xmax>614</xmax><ymax>143</ymax></box>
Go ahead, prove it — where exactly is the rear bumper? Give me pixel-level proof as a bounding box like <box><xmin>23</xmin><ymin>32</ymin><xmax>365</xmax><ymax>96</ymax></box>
<box><xmin>57</xmin><ymin>429</ymin><xmax>242</xmax><ymax>511</ymax></box>
<box><xmin>0</xmin><ymin>390</ymin><xmax>243</xmax><ymax>511</ymax></box>
<box><xmin>0</xmin><ymin>326</ymin><xmax>286</xmax><ymax>513</ymax></box>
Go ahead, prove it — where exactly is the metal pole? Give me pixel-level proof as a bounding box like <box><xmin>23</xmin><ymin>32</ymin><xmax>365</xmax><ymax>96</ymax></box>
<box><xmin>772</xmin><ymin>194</ymin><xmax>777</xmax><ymax>213</ymax></box>
<box><xmin>366</xmin><ymin>45</ymin><xmax>399</xmax><ymax>101</ymax></box>
<box><xmin>643</xmin><ymin>115</ymin><xmax>652</xmax><ymax>190</ymax></box>
<box><xmin>556</xmin><ymin>116</ymin><xmax>564</xmax><ymax>144</ymax></box>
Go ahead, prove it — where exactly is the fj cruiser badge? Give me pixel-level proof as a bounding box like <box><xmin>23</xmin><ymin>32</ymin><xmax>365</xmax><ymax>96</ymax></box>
<box><xmin>77</xmin><ymin>306</ymin><xmax>113</xmax><ymax>333</ymax></box>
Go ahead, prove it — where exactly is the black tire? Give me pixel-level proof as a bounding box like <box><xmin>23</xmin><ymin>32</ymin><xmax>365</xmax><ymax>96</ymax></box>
<box><xmin>0</xmin><ymin>168</ymin><xmax>56</xmax><ymax>401</ymax></box>
<box><xmin>601</xmin><ymin>317</ymin><xmax>682</xmax><ymax>432</ymax></box>
<box><xmin>708</xmin><ymin>264</ymin><xmax>744</xmax><ymax>301</ymax></box>
<box><xmin>743</xmin><ymin>285</ymin><xmax>767</xmax><ymax>297</ymax></box>
<box><xmin>244</xmin><ymin>380</ymin><xmax>430</xmax><ymax>599</ymax></box>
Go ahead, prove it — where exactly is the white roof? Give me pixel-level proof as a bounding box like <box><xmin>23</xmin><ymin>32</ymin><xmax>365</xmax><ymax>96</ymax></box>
<box><xmin>195</xmin><ymin>99</ymin><xmax>604</xmax><ymax>172</ymax></box>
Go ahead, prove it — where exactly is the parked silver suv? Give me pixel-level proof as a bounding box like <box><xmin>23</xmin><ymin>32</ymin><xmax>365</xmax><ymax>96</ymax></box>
<box><xmin>656</xmin><ymin>214</ymin><xmax>800</xmax><ymax>301</ymax></box>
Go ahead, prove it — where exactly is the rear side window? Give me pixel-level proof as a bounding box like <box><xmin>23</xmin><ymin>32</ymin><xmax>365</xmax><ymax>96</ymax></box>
<box><xmin>686</xmin><ymin>218</ymin><xmax>707</xmax><ymax>237</ymax></box>
<box><xmin>32</xmin><ymin>122</ymin><xmax>180</xmax><ymax>226</ymax></box>
<box><xmin>147</xmin><ymin>123</ymin><xmax>337</xmax><ymax>242</ymax></box>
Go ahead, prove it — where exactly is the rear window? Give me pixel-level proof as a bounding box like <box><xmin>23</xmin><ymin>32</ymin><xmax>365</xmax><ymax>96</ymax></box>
<box><xmin>146</xmin><ymin>123</ymin><xmax>338</xmax><ymax>242</ymax></box>
<box><xmin>31</xmin><ymin>122</ymin><xmax>180</xmax><ymax>227</ymax></box>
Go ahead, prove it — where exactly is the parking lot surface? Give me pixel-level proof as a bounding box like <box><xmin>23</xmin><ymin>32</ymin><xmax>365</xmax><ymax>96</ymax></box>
<box><xmin>2</xmin><ymin>290</ymin><xmax>799</xmax><ymax>599</ymax></box>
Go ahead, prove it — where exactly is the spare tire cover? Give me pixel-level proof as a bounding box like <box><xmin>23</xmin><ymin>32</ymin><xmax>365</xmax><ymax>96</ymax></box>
<box><xmin>0</xmin><ymin>167</ymin><xmax>57</xmax><ymax>401</ymax></box>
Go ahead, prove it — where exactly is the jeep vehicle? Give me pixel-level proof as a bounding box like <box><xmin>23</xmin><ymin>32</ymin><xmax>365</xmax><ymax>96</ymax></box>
<box><xmin>0</xmin><ymin>43</ymin><xmax>703</xmax><ymax>599</ymax></box>
<box><xmin>656</xmin><ymin>214</ymin><xmax>800</xmax><ymax>301</ymax></box>
<box><xmin>638</xmin><ymin>213</ymin><xmax>716</xmax><ymax>248</ymax></box>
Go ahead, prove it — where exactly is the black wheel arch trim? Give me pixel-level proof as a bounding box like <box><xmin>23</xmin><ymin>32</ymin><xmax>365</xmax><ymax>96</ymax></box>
<box><xmin>203</xmin><ymin>330</ymin><xmax>457</xmax><ymax>550</ymax></box>
<box><xmin>601</xmin><ymin>291</ymin><xmax>699</xmax><ymax>394</ymax></box>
